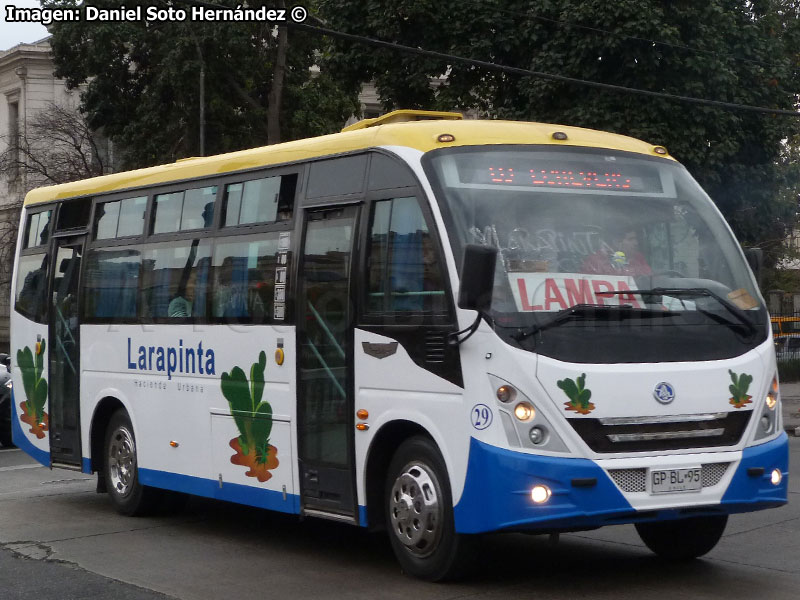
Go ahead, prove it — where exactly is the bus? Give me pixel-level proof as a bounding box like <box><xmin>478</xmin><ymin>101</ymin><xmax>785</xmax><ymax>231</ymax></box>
<box><xmin>10</xmin><ymin>110</ymin><xmax>787</xmax><ymax>581</ymax></box>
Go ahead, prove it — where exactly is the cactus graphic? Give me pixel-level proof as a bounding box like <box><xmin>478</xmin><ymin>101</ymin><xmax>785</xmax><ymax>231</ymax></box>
<box><xmin>557</xmin><ymin>373</ymin><xmax>596</xmax><ymax>415</ymax></box>
<box><xmin>16</xmin><ymin>337</ymin><xmax>49</xmax><ymax>438</ymax></box>
<box><xmin>728</xmin><ymin>370</ymin><xmax>753</xmax><ymax>409</ymax></box>
<box><xmin>220</xmin><ymin>351</ymin><xmax>278</xmax><ymax>482</ymax></box>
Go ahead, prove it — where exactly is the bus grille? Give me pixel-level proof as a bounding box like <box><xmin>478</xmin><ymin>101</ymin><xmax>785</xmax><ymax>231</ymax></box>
<box><xmin>567</xmin><ymin>411</ymin><xmax>752</xmax><ymax>453</ymax></box>
<box><xmin>608</xmin><ymin>462</ymin><xmax>731</xmax><ymax>493</ymax></box>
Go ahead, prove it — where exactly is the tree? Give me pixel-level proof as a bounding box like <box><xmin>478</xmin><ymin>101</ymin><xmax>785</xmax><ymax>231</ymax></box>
<box><xmin>317</xmin><ymin>0</ymin><xmax>800</xmax><ymax>267</ymax></box>
<box><xmin>41</xmin><ymin>0</ymin><xmax>360</xmax><ymax>169</ymax></box>
<box><xmin>0</xmin><ymin>102</ymin><xmax>109</xmax><ymax>297</ymax></box>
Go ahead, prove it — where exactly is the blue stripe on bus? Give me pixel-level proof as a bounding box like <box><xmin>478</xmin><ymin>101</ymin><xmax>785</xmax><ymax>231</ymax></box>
<box><xmin>453</xmin><ymin>438</ymin><xmax>632</xmax><ymax>534</ymax></box>
<box><xmin>720</xmin><ymin>432</ymin><xmax>789</xmax><ymax>509</ymax></box>
<box><xmin>453</xmin><ymin>435</ymin><xmax>789</xmax><ymax>534</ymax></box>
<box><xmin>9</xmin><ymin>389</ymin><xmax>50</xmax><ymax>467</ymax></box>
<box><xmin>139</xmin><ymin>468</ymin><xmax>304</xmax><ymax>515</ymax></box>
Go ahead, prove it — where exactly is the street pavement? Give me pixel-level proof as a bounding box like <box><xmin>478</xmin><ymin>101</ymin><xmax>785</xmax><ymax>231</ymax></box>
<box><xmin>781</xmin><ymin>381</ymin><xmax>800</xmax><ymax>434</ymax></box>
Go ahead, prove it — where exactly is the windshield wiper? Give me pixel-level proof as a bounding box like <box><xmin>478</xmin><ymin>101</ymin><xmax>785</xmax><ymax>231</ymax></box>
<box><xmin>606</xmin><ymin>287</ymin><xmax>757</xmax><ymax>336</ymax></box>
<box><xmin>514</xmin><ymin>304</ymin><xmax>678</xmax><ymax>341</ymax></box>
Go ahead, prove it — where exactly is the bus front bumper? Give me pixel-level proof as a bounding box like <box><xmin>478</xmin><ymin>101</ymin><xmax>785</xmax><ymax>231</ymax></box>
<box><xmin>452</xmin><ymin>434</ymin><xmax>788</xmax><ymax>534</ymax></box>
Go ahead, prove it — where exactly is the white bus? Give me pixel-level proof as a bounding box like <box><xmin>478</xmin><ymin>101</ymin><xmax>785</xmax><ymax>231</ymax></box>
<box><xmin>10</xmin><ymin>110</ymin><xmax>787</xmax><ymax>580</ymax></box>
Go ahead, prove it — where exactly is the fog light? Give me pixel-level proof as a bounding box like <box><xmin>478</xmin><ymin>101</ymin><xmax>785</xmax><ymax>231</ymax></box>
<box><xmin>771</xmin><ymin>469</ymin><xmax>782</xmax><ymax>485</ymax></box>
<box><xmin>531</xmin><ymin>485</ymin><xmax>551</xmax><ymax>503</ymax></box>
<box><xmin>529</xmin><ymin>426</ymin><xmax>546</xmax><ymax>445</ymax></box>
<box><xmin>497</xmin><ymin>385</ymin><xmax>516</xmax><ymax>403</ymax></box>
<box><xmin>514</xmin><ymin>402</ymin><xmax>535</xmax><ymax>422</ymax></box>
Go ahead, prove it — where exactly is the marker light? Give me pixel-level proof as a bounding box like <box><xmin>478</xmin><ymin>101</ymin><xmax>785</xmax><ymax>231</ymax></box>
<box><xmin>551</xmin><ymin>131</ymin><xmax>568</xmax><ymax>141</ymax></box>
<box><xmin>766</xmin><ymin>376</ymin><xmax>779</xmax><ymax>410</ymax></box>
<box><xmin>437</xmin><ymin>133</ymin><xmax>456</xmax><ymax>143</ymax></box>
<box><xmin>531</xmin><ymin>485</ymin><xmax>552</xmax><ymax>503</ymax></box>
<box><xmin>497</xmin><ymin>385</ymin><xmax>517</xmax><ymax>403</ymax></box>
<box><xmin>653</xmin><ymin>146</ymin><xmax>668</xmax><ymax>155</ymax></box>
<box><xmin>514</xmin><ymin>402</ymin><xmax>535</xmax><ymax>422</ymax></box>
<box><xmin>771</xmin><ymin>469</ymin><xmax>782</xmax><ymax>485</ymax></box>
<box><xmin>529</xmin><ymin>426</ymin><xmax>546</xmax><ymax>445</ymax></box>
<box><xmin>275</xmin><ymin>348</ymin><xmax>285</xmax><ymax>366</ymax></box>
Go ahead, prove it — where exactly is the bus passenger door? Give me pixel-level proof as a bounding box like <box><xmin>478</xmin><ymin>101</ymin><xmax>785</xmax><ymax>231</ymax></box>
<box><xmin>297</xmin><ymin>205</ymin><xmax>359</xmax><ymax>519</ymax></box>
<box><xmin>47</xmin><ymin>235</ymin><xmax>85</xmax><ymax>468</ymax></box>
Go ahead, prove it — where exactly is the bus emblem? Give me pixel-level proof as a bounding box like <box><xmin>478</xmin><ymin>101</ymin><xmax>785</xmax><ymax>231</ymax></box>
<box><xmin>653</xmin><ymin>382</ymin><xmax>675</xmax><ymax>404</ymax></box>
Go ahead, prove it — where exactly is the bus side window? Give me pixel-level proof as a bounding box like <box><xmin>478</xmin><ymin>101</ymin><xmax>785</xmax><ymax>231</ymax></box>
<box><xmin>139</xmin><ymin>240</ymin><xmax>212</xmax><ymax>320</ymax></box>
<box><xmin>366</xmin><ymin>197</ymin><xmax>447</xmax><ymax>314</ymax></box>
<box><xmin>211</xmin><ymin>233</ymin><xmax>284</xmax><ymax>323</ymax></box>
<box><xmin>15</xmin><ymin>253</ymin><xmax>50</xmax><ymax>323</ymax></box>
<box><xmin>82</xmin><ymin>247</ymin><xmax>142</xmax><ymax>320</ymax></box>
<box><xmin>23</xmin><ymin>209</ymin><xmax>52</xmax><ymax>249</ymax></box>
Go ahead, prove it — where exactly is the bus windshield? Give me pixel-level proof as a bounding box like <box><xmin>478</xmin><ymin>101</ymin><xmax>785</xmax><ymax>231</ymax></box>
<box><xmin>424</xmin><ymin>146</ymin><xmax>768</xmax><ymax>362</ymax></box>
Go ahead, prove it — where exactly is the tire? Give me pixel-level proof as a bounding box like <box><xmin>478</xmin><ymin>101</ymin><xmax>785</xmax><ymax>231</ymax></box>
<box><xmin>385</xmin><ymin>436</ymin><xmax>474</xmax><ymax>581</ymax></box>
<box><xmin>0</xmin><ymin>397</ymin><xmax>12</xmax><ymax>447</ymax></box>
<box><xmin>635</xmin><ymin>515</ymin><xmax>728</xmax><ymax>560</ymax></box>
<box><xmin>104</xmin><ymin>410</ymin><xmax>161</xmax><ymax>516</ymax></box>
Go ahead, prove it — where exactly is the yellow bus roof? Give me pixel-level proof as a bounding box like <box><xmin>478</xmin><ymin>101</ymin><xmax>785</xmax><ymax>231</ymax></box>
<box><xmin>23</xmin><ymin>116</ymin><xmax>674</xmax><ymax>206</ymax></box>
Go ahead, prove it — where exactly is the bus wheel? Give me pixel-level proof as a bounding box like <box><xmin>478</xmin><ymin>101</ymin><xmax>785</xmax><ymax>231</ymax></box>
<box><xmin>635</xmin><ymin>515</ymin><xmax>728</xmax><ymax>560</ymax></box>
<box><xmin>104</xmin><ymin>410</ymin><xmax>160</xmax><ymax>516</ymax></box>
<box><xmin>385</xmin><ymin>436</ymin><xmax>473</xmax><ymax>581</ymax></box>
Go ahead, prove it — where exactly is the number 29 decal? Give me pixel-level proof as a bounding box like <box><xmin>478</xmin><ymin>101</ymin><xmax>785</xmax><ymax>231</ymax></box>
<box><xmin>471</xmin><ymin>403</ymin><xmax>493</xmax><ymax>430</ymax></box>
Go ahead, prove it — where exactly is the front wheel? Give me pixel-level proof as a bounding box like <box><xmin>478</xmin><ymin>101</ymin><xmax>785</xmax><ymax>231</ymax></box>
<box><xmin>635</xmin><ymin>515</ymin><xmax>728</xmax><ymax>560</ymax></box>
<box><xmin>385</xmin><ymin>436</ymin><xmax>474</xmax><ymax>581</ymax></box>
<box><xmin>104</xmin><ymin>410</ymin><xmax>160</xmax><ymax>516</ymax></box>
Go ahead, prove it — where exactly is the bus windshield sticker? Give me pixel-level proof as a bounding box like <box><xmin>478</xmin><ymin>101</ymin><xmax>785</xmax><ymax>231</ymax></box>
<box><xmin>510</xmin><ymin>273</ymin><xmax>642</xmax><ymax>311</ymax></box>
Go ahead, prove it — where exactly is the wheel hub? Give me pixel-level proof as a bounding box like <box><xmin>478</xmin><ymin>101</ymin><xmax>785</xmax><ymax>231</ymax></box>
<box><xmin>389</xmin><ymin>463</ymin><xmax>442</xmax><ymax>557</ymax></box>
<box><xmin>108</xmin><ymin>426</ymin><xmax>136</xmax><ymax>497</ymax></box>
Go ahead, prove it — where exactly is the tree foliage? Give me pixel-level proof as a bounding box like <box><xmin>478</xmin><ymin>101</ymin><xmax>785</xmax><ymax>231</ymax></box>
<box><xmin>317</xmin><ymin>0</ymin><xmax>800</xmax><ymax>266</ymax></box>
<box><xmin>42</xmin><ymin>0</ymin><xmax>359</xmax><ymax>169</ymax></box>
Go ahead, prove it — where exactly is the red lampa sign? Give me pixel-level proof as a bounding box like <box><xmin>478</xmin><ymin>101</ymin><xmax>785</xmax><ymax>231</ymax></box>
<box><xmin>510</xmin><ymin>273</ymin><xmax>643</xmax><ymax>312</ymax></box>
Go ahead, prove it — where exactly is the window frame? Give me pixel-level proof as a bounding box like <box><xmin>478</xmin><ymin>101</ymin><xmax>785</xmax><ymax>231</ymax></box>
<box><xmin>358</xmin><ymin>187</ymin><xmax>455</xmax><ymax>327</ymax></box>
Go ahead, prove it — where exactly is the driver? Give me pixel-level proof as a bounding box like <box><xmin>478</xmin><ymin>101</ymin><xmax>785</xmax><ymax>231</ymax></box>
<box><xmin>582</xmin><ymin>227</ymin><xmax>652</xmax><ymax>276</ymax></box>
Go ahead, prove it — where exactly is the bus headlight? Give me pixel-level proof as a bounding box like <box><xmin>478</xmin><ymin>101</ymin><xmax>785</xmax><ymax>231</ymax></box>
<box><xmin>514</xmin><ymin>402</ymin><xmax>535</xmax><ymax>422</ymax></box>
<box><xmin>496</xmin><ymin>385</ymin><xmax>516</xmax><ymax>403</ymax></box>
<box><xmin>531</xmin><ymin>485</ymin><xmax>552</xmax><ymax>503</ymax></box>
<box><xmin>771</xmin><ymin>469</ymin><xmax>783</xmax><ymax>485</ymax></box>
<box><xmin>765</xmin><ymin>376</ymin><xmax>779</xmax><ymax>410</ymax></box>
<box><xmin>753</xmin><ymin>374</ymin><xmax>781</xmax><ymax>442</ymax></box>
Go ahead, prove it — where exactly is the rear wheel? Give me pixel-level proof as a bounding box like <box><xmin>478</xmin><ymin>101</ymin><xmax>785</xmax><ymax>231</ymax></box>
<box><xmin>385</xmin><ymin>436</ymin><xmax>474</xmax><ymax>581</ymax></box>
<box><xmin>0</xmin><ymin>398</ymin><xmax>12</xmax><ymax>447</ymax></box>
<box><xmin>635</xmin><ymin>515</ymin><xmax>728</xmax><ymax>560</ymax></box>
<box><xmin>104</xmin><ymin>410</ymin><xmax>161</xmax><ymax>516</ymax></box>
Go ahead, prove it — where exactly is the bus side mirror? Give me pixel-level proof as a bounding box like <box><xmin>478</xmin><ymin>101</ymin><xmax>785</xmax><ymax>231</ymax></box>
<box><xmin>744</xmin><ymin>248</ymin><xmax>763</xmax><ymax>287</ymax></box>
<box><xmin>457</xmin><ymin>244</ymin><xmax>497</xmax><ymax>313</ymax></box>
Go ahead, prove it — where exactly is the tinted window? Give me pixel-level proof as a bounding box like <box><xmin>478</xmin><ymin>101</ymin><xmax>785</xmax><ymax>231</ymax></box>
<box><xmin>140</xmin><ymin>240</ymin><xmax>212</xmax><ymax>319</ymax></box>
<box><xmin>15</xmin><ymin>253</ymin><xmax>49</xmax><ymax>322</ymax></box>
<box><xmin>307</xmin><ymin>155</ymin><xmax>367</xmax><ymax>198</ymax></box>
<box><xmin>83</xmin><ymin>247</ymin><xmax>141</xmax><ymax>320</ymax></box>
<box><xmin>366</xmin><ymin>197</ymin><xmax>447</xmax><ymax>313</ymax></box>
<box><xmin>223</xmin><ymin>174</ymin><xmax>296</xmax><ymax>227</ymax></box>
<box><xmin>153</xmin><ymin>186</ymin><xmax>216</xmax><ymax>234</ymax></box>
<box><xmin>24</xmin><ymin>210</ymin><xmax>52</xmax><ymax>249</ymax></box>
<box><xmin>212</xmin><ymin>232</ymin><xmax>288</xmax><ymax>322</ymax></box>
<box><xmin>94</xmin><ymin>196</ymin><xmax>147</xmax><ymax>239</ymax></box>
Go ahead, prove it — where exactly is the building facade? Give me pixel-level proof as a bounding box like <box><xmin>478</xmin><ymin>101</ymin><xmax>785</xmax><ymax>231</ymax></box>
<box><xmin>0</xmin><ymin>39</ymin><xmax>81</xmax><ymax>350</ymax></box>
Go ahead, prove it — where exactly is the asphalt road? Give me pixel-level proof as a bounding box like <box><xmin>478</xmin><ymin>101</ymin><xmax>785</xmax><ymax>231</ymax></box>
<box><xmin>0</xmin><ymin>440</ymin><xmax>798</xmax><ymax>600</ymax></box>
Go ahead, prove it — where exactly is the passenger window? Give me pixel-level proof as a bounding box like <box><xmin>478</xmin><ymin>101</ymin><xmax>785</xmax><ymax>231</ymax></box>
<box><xmin>23</xmin><ymin>210</ymin><xmax>52</xmax><ymax>249</ymax></box>
<box><xmin>15</xmin><ymin>253</ymin><xmax>50</xmax><ymax>322</ymax></box>
<box><xmin>139</xmin><ymin>240</ymin><xmax>212</xmax><ymax>319</ymax></box>
<box><xmin>366</xmin><ymin>197</ymin><xmax>447</xmax><ymax>313</ymax></box>
<box><xmin>223</xmin><ymin>174</ymin><xmax>296</xmax><ymax>227</ymax></box>
<box><xmin>152</xmin><ymin>186</ymin><xmax>216</xmax><ymax>234</ymax></box>
<box><xmin>212</xmin><ymin>232</ymin><xmax>288</xmax><ymax>322</ymax></box>
<box><xmin>94</xmin><ymin>196</ymin><xmax>147</xmax><ymax>239</ymax></box>
<box><xmin>82</xmin><ymin>247</ymin><xmax>141</xmax><ymax>320</ymax></box>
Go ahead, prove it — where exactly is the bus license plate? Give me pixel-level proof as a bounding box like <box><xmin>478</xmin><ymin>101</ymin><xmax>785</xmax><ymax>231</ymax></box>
<box><xmin>649</xmin><ymin>467</ymin><xmax>702</xmax><ymax>494</ymax></box>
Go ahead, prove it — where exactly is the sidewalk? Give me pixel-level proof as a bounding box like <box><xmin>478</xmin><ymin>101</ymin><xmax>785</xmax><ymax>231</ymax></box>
<box><xmin>781</xmin><ymin>381</ymin><xmax>800</xmax><ymax>435</ymax></box>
